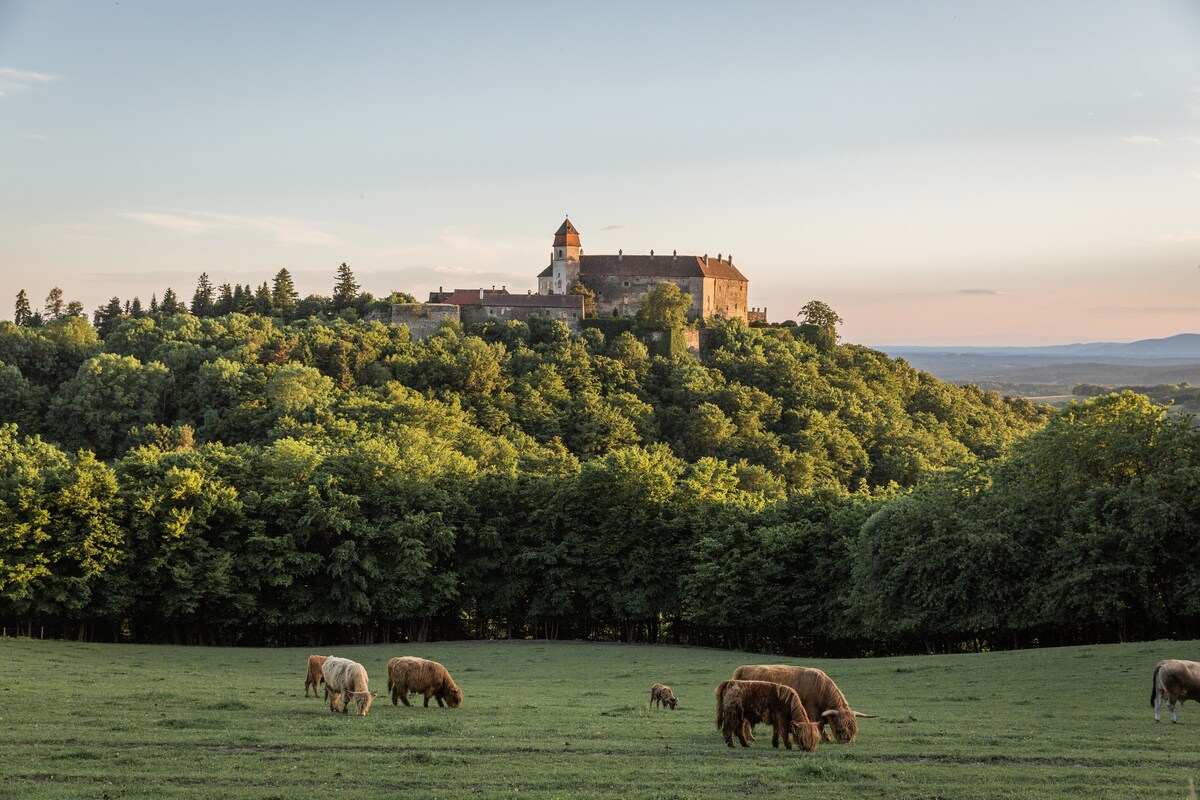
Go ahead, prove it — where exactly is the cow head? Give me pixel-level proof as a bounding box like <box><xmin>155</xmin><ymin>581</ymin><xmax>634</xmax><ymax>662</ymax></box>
<box><xmin>444</xmin><ymin>685</ymin><xmax>464</xmax><ymax>708</ymax></box>
<box><xmin>821</xmin><ymin>709</ymin><xmax>877</xmax><ymax>743</ymax></box>
<box><xmin>666</xmin><ymin>696</ymin><xmax>677</xmax><ymax>710</ymax></box>
<box><xmin>349</xmin><ymin>690</ymin><xmax>378</xmax><ymax>716</ymax></box>
<box><xmin>791</xmin><ymin>720</ymin><xmax>820</xmax><ymax>752</ymax></box>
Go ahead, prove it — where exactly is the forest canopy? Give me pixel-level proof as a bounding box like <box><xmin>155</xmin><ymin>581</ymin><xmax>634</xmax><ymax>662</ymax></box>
<box><xmin>1</xmin><ymin>278</ymin><xmax>1196</xmax><ymax>653</ymax></box>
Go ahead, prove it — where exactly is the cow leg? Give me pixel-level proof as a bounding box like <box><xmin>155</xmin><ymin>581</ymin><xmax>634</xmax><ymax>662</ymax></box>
<box><xmin>735</xmin><ymin>715</ymin><xmax>750</xmax><ymax>748</ymax></box>
<box><xmin>817</xmin><ymin>721</ymin><xmax>832</xmax><ymax>742</ymax></box>
<box><xmin>1155</xmin><ymin>692</ymin><xmax>1162</xmax><ymax>722</ymax></box>
<box><xmin>771</xmin><ymin>721</ymin><xmax>781</xmax><ymax>749</ymax></box>
<box><xmin>399</xmin><ymin>687</ymin><xmax>412</xmax><ymax>707</ymax></box>
<box><xmin>328</xmin><ymin>690</ymin><xmax>340</xmax><ymax>714</ymax></box>
<box><xmin>423</xmin><ymin>691</ymin><xmax>432</xmax><ymax>707</ymax></box>
<box><xmin>1169</xmin><ymin>699</ymin><xmax>1179</xmax><ymax>723</ymax></box>
<box><xmin>436</xmin><ymin>697</ymin><xmax>445</xmax><ymax>708</ymax></box>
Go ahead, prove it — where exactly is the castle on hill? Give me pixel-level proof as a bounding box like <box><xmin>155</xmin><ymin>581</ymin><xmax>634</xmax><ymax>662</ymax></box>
<box><xmin>536</xmin><ymin>218</ymin><xmax>750</xmax><ymax>322</ymax></box>
<box><xmin>401</xmin><ymin>217</ymin><xmax>758</xmax><ymax>339</ymax></box>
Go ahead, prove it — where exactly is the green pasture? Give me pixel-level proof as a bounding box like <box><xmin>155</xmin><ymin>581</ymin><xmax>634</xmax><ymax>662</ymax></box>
<box><xmin>0</xmin><ymin>638</ymin><xmax>1197</xmax><ymax>799</ymax></box>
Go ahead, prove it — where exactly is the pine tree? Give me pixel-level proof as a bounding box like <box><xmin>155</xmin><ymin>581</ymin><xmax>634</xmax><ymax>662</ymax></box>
<box><xmin>271</xmin><ymin>268</ymin><xmax>299</xmax><ymax>314</ymax></box>
<box><xmin>215</xmin><ymin>283</ymin><xmax>235</xmax><ymax>315</ymax></box>
<box><xmin>66</xmin><ymin>300</ymin><xmax>84</xmax><ymax>318</ymax></box>
<box><xmin>253</xmin><ymin>282</ymin><xmax>273</xmax><ymax>315</ymax></box>
<box><xmin>130</xmin><ymin>296</ymin><xmax>144</xmax><ymax>317</ymax></box>
<box><xmin>13</xmin><ymin>289</ymin><xmax>32</xmax><ymax>326</ymax></box>
<box><xmin>191</xmin><ymin>273</ymin><xmax>215</xmax><ymax>317</ymax></box>
<box><xmin>160</xmin><ymin>287</ymin><xmax>184</xmax><ymax>315</ymax></box>
<box><xmin>149</xmin><ymin>294</ymin><xmax>159</xmax><ymax>314</ymax></box>
<box><xmin>93</xmin><ymin>297</ymin><xmax>124</xmax><ymax>338</ymax></box>
<box><xmin>332</xmin><ymin>262</ymin><xmax>360</xmax><ymax>310</ymax></box>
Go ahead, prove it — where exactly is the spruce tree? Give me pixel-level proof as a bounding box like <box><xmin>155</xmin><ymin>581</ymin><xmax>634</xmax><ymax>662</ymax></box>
<box><xmin>215</xmin><ymin>283</ymin><xmax>235</xmax><ymax>315</ymax></box>
<box><xmin>191</xmin><ymin>273</ymin><xmax>215</xmax><ymax>317</ymax></box>
<box><xmin>271</xmin><ymin>268</ymin><xmax>299</xmax><ymax>314</ymax></box>
<box><xmin>332</xmin><ymin>262</ymin><xmax>359</xmax><ymax>310</ymax></box>
<box><xmin>160</xmin><ymin>287</ymin><xmax>183</xmax><ymax>315</ymax></box>
<box><xmin>13</xmin><ymin>289</ymin><xmax>32</xmax><ymax>326</ymax></box>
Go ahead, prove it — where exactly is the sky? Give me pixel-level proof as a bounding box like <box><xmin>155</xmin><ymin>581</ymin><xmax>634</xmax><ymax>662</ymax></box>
<box><xmin>1</xmin><ymin>1</ymin><xmax>1198</xmax><ymax>346</ymax></box>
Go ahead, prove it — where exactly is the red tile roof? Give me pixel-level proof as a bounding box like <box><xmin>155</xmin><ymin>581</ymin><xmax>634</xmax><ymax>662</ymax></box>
<box><xmin>553</xmin><ymin>218</ymin><xmax>580</xmax><ymax>247</ymax></box>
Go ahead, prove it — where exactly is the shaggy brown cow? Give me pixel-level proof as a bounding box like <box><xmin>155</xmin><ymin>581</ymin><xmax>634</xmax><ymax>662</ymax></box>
<box><xmin>732</xmin><ymin>664</ymin><xmax>876</xmax><ymax>744</ymax></box>
<box><xmin>304</xmin><ymin>654</ymin><xmax>329</xmax><ymax>699</ymax></box>
<box><xmin>1152</xmin><ymin>659</ymin><xmax>1200</xmax><ymax>723</ymax></box>
<box><xmin>649</xmin><ymin>683</ymin><xmax>678</xmax><ymax>710</ymax></box>
<box><xmin>714</xmin><ymin>679</ymin><xmax>819</xmax><ymax>751</ymax></box>
<box><xmin>322</xmin><ymin>656</ymin><xmax>377</xmax><ymax>716</ymax></box>
<box><xmin>387</xmin><ymin>656</ymin><xmax>463</xmax><ymax>708</ymax></box>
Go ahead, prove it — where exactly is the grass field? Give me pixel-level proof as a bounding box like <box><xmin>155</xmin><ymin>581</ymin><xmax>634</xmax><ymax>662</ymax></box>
<box><xmin>1</xmin><ymin>638</ymin><xmax>1197</xmax><ymax>799</ymax></box>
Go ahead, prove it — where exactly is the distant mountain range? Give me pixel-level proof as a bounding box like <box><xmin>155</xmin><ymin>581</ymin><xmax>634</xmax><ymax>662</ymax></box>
<box><xmin>875</xmin><ymin>333</ymin><xmax>1200</xmax><ymax>360</ymax></box>
<box><xmin>870</xmin><ymin>334</ymin><xmax>1200</xmax><ymax>392</ymax></box>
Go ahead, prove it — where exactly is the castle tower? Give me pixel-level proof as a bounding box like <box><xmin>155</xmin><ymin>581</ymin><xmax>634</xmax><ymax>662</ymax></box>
<box><xmin>548</xmin><ymin>217</ymin><xmax>581</xmax><ymax>294</ymax></box>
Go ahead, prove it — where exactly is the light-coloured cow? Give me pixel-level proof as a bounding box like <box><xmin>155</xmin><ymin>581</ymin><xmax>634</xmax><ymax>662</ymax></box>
<box><xmin>1152</xmin><ymin>659</ymin><xmax>1200</xmax><ymax>723</ymax></box>
<box><xmin>322</xmin><ymin>656</ymin><xmax>377</xmax><ymax>716</ymax></box>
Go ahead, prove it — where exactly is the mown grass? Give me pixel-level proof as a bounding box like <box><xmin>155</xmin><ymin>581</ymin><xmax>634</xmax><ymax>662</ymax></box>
<box><xmin>0</xmin><ymin>638</ymin><xmax>1197</xmax><ymax>798</ymax></box>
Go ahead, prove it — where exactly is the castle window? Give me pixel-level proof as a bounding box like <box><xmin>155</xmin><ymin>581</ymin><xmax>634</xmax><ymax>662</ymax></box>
<box><xmin>623</xmin><ymin>281</ymin><xmax>629</xmax><ymax>287</ymax></box>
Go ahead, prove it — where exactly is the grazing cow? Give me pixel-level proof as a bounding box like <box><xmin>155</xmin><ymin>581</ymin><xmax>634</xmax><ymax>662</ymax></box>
<box><xmin>732</xmin><ymin>664</ymin><xmax>876</xmax><ymax>744</ymax></box>
<box><xmin>1152</xmin><ymin>659</ymin><xmax>1200</xmax><ymax>723</ymax></box>
<box><xmin>387</xmin><ymin>656</ymin><xmax>463</xmax><ymax>708</ymax></box>
<box><xmin>714</xmin><ymin>679</ymin><xmax>819</xmax><ymax>751</ymax></box>
<box><xmin>322</xmin><ymin>656</ymin><xmax>377</xmax><ymax>716</ymax></box>
<box><xmin>649</xmin><ymin>683</ymin><xmax>678</xmax><ymax>710</ymax></box>
<box><xmin>304</xmin><ymin>654</ymin><xmax>329</xmax><ymax>699</ymax></box>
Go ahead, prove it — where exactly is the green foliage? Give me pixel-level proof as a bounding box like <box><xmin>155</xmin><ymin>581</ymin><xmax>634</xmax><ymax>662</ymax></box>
<box><xmin>635</xmin><ymin>282</ymin><xmax>692</xmax><ymax>331</ymax></box>
<box><xmin>13</xmin><ymin>296</ymin><xmax>1198</xmax><ymax>652</ymax></box>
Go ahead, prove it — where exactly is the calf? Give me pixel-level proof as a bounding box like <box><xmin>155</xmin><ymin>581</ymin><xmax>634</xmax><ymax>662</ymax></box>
<box><xmin>715</xmin><ymin>679</ymin><xmax>818</xmax><ymax>751</ymax></box>
<box><xmin>649</xmin><ymin>683</ymin><xmax>678</xmax><ymax>710</ymax></box>
<box><xmin>1152</xmin><ymin>659</ymin><xmax>1200</xmax><ymax>723</ymax></box>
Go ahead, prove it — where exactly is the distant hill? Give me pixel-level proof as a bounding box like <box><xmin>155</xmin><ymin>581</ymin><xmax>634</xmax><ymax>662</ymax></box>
<box><xmin>871</xmin><ymin>334</ymin><xmax>1200</xmax><ymax>396</ymax></box>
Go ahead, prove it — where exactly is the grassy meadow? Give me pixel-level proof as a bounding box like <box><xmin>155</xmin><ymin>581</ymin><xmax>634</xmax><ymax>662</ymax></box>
<box><xmin>0</xmin><ymin>637</ymin><xmax>1197</xmax><ymax>799</ymax></box>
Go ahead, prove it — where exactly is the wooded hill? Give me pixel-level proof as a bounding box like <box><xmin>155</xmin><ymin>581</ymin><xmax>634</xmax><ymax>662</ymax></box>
<box><xmin>1</xmin><ymin>297</ymin><xmax>1197</xmax><ymax>653</ymax></box>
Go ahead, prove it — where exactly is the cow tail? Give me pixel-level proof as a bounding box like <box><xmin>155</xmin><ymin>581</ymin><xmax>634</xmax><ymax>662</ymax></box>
<box><xmin>1151</xmin><ymin>664</ymin><xmax>1160</xmax><ymax>708</ymax></box>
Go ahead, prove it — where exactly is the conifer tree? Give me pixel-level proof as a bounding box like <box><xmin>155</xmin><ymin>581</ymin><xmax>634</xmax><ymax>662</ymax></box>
<box><xmin>332</xmin><ymin>262</ymin><xmax>360</xmax><ymax>310</ymax></box>
<box><xmin>13</xmin><ymin>289</ymin><xmax>32</xmax><ymax>326</ymax></box>
<box><xmin>215</xmin><ymin>283</ymin><xmax>235</xmax><ymax>315</ymax></box>
<box><xmin>130</xmin><ymin>296</ymin><xmax>144</xmax><ymax>317</ymax></box>
<box><xmin>271</xmin><ymin>268</ymin><xmax>299</xmax><ymax>314</ymax></box>
<box><xmin>66</xmin><ymin>300</ymin><xmax>84</xmax><ymax>318</ymax></box>
<box><xmin>93</xmin><ymin>297</ymin><xmax>124</xmax><ymax>338</ymax></box>
<box><xmin>160</xmin><ymin>287</ymin><xmax>184</xmax><ymax>315</ymax></box>
<box><xmin>149</xmin><ymin>294</ymin><xmax>159</xmax><ymax>314</ymax></box>
<box><xmin>253</xmin><ymin>282</ymin><xmax>273</xmax><ymax>315</ymax></box>
<box><xmin>191</xmin><ymin>273</ymin><xmax>215</xmax><ymax>317</ymax></box>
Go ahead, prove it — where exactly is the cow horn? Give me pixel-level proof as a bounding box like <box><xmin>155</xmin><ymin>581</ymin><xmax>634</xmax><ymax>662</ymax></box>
<box><xmin>852</xmin><ymin>711</ymin><xmax>878</xmax><ymax>718</ymax></box>
<box><xmin>821</xmin><ymin>709</ymin><xmax>839</xmax><ymax>718</ymax></box>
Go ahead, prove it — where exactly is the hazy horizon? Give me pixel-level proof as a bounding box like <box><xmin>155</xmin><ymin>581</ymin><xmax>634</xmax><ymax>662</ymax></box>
<box><xmin>2</xmin><ymin>1</ymin><xmax>1199</xmax><ymax>347</ymax></box>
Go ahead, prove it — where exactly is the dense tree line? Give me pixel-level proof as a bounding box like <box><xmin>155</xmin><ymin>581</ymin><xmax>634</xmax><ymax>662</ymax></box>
<box><xmin>1</xmin><ymin>275</ymin><xmax>1196</xmax><ymax>651</ymax></box>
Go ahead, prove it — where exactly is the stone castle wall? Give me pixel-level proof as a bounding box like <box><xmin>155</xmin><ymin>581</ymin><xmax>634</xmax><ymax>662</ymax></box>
<box><xmin>391</xmin><ymin>303</ymin><xmax>460</xmax><ymax>340</ymax></box>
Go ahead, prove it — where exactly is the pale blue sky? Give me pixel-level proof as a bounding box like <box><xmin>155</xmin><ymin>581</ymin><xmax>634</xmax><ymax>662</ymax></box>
<box><xmin>2</xmin><ymin>1</ymin><xmax>1198</xmax><ymax>344</ymax></box>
